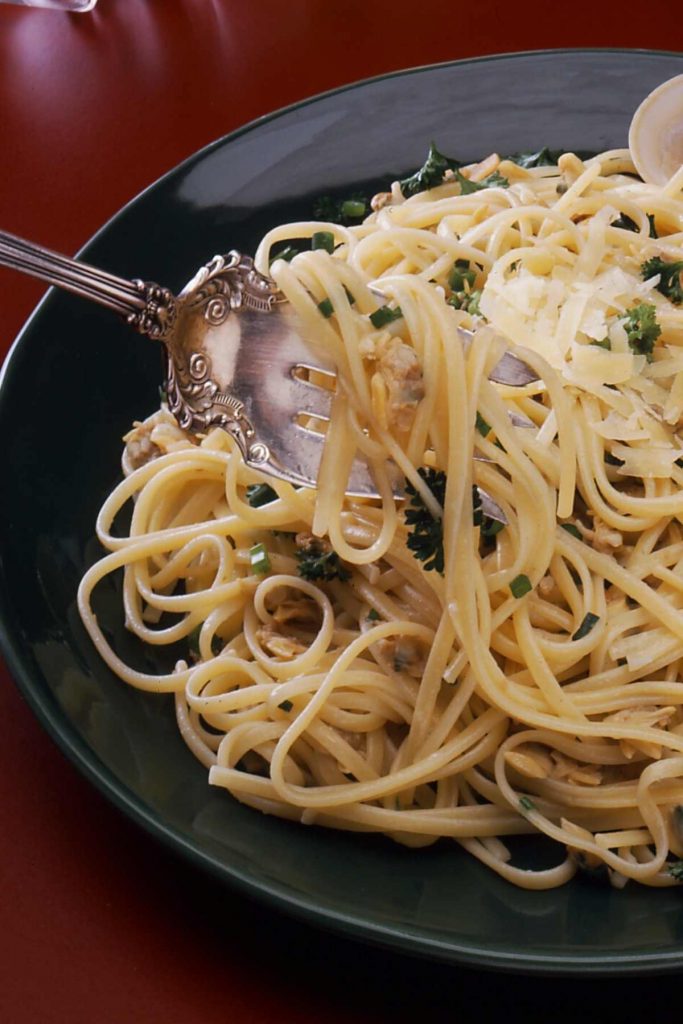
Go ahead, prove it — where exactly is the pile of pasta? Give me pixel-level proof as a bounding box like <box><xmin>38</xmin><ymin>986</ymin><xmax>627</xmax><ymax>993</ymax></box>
<box><xmin>79</xmin><ymin>146</ymin><xmax>683</xmax><ymax>888</ymax></box>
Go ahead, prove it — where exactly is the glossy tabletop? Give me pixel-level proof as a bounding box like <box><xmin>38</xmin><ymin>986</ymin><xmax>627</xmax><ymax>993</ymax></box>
<box><xmin>1</xmin><ymin>4</ymin><xmax>682</xmax><ymax>1022</ymax></box>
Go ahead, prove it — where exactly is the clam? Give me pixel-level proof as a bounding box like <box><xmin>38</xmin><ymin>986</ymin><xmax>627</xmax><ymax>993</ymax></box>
<box><xmin>629</xmin><ymin>74</ymin><xmax>683</xmax><ymax>186</ymax></box>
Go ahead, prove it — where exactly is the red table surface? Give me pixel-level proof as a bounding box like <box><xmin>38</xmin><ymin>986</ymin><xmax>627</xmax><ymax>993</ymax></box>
<box><xmin>1</xmin><ymin>4</ymin><xmax>681</xmax><ymax>1021</ymax></box>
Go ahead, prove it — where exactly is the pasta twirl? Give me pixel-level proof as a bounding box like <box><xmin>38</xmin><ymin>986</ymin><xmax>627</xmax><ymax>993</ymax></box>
<box><xmin>78</xmin><ymin>146</ymin><xmax>683</xmax><ymax>889</ymax></box>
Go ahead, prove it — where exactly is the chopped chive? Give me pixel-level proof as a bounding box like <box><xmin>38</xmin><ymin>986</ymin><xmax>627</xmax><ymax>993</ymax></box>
<box><xmin>312</xmin><ymin>230</ymin><xmax>335</xmax><ymax>254</ymax></box>
<box><xmin>278</xmin><ymin>699</ymin><xmax>294</xmax><ymax>712</ymax></box>
<box><xmin>270</xmin><ymin>245</ymin><xmax>299</xmax><ymax>265</ymax></box>
<box><xmin>560</xmin><ymin>522</ymin><xmax>582</xmax><ymax>540</ymax></box>
<box><xmin>480</xmin><ymin>518</ymin><xmax>505</xmax><ymax>538</ymax></box>
<box><xmin>572</xmin><ymin>612</ymin><xmax>600</xmax><ymax>641</ymax></box>
<box><xmin>249</xmin><ymin>542</ymin><xmax>271</xmax><ymax>576</ymax></box>
<box><xmin>475</xmin><ymin>411</ymin><xmax>491</xmax><ymax>437</ymax></box>
<box><xmin>367</xmin><ymin>608</ymin><xmax>380</xmax><ymax>621</ymax></box>
<box><xmin>590</xmin><ymin>338</ymin><xmax>611</xmax><ymax>350</ymax></box>
<box><xmin>369</xmin><ymin>305</ymin><xmax>403</xmax><ymax>328</ymax></box>
<box><xmin>510</xmin><ymin>574</ymin><xmax>532</xmax><ymax>599</ymax></box>
<box><xmin>519</xmin><ymin>795</ymin><xmax>536</xmax><ymax>812</ymax></box>
<box><xmin>318</xmin><ymin>297</ymin><xmax>334</xmax><ymax>318</ymax></box>
<box><xmin>340</xmin><ymin>199</ymin><xmax>366</xmax><ymax>219</ymax></box>
<box><xmin>246</xmin><ymin>483</ymin><xmax>277</xmax><ymax>508</ymax></box>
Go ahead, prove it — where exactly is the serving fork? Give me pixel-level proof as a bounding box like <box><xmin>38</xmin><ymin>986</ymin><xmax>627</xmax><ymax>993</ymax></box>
<box><xmin>0</xmin><ymin>232</ymin><xmax>538</xmax><ymax>512</ymax></box>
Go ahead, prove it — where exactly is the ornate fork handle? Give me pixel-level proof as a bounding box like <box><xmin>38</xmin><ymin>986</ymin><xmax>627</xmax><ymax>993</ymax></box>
<box><xmin>0</xmin><ymin>229</ymin><xmax>176</xmax><ymax>339</ymax></box>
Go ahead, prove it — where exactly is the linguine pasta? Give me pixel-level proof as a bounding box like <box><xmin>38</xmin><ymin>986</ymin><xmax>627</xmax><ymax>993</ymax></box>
<box><xmin>78</xmin><ymin>146</ymin><xmax>683</xmax><ymax>889</ymax></box>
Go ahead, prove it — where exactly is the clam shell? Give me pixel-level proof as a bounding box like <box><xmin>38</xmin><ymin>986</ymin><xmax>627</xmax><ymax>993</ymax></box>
<box><xmin>629</xmin><ymin>74</ymin><xmax>683</xmax><ymax>186</ymax></box>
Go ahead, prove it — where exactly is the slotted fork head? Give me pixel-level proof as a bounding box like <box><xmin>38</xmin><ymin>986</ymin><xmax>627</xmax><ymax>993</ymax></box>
<box><xmin>163</xmin><ymin>253</ymin><xmax>538</xmax><ymax>518</ymax></box>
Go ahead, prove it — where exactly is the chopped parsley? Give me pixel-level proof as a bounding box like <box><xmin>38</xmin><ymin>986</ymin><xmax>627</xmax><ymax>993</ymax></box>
<box><xmin>507</xmin><ymin>147</ymin><xmax>563</xmax><ymax>168</ymax></box>
<box><xmin>572</xmin><ymin>612</ymin><xmax>600</xmax><ymax>641</ymax></box>
<box><xmin>622</xmin><ymin>302</ymin><xmax>661</xmax><ymax>360</ymax></box>
<box><xmin>453</xmin><ymin>168</ymin><xmax>509</xmax><ymax>194</ymax></box>
<box><xmin>249</xmin><ymin>543</ymin><xmax>271</xmax><ymax>576</ymax></box>
<box><xmin>641</xmin><ymin>256</ymin><xmax>683</xmax><ymax>305</ymax></box>
<box><xmin>367</xmin><ymin>608</ymin><xmax>381</xmax><ymax>621</ymax></box>
<box><xmin>510</xmin><ymin>574</ymin><xmax>532</xmax><ymax>599</ymax></box>
<box><xmin>404</xmin><ymin>467</ymin><xmax>446</xmax><ymax>574</ymax></box>
<box><xmin>475</xmin><ymin>411</ymin><xmax>491</xmax><ymax>437</ymax></box>
<box><xmin>246</xmin><ymin>483</ymin><xmax>277</xmax><ymax>508</ymax></box>
<box><xmin>296</xmin><ymin>541</ymin><xmax>350</xmax><ymax>582</ymax></box>
<box><xmin>668</xmin><ymin>861</ymin><xmax>683</xmax><ymax>881</ymax></box>
<box><xmin>612</xmin><ymin>212</ymin><xmax>658</xmax><ymax>238</ymax></box>
<box><xmin>369</xmin><ymin>304</ymin><xmax>403</xmax><ymax>328</ymax></box>
<box><xmin>399</xmin><ymin>142</ymin><xmax>462</xmax><ymax>198</ymax></box>
<box><xmin>318</xmin><ymin>297</ymin><xmax>334</xmax><ymax>318</ymax></box>
<box><xmin>560</xmin><ymin>522</ymin><xmax>583</xmax><ymax>540</ymax></box>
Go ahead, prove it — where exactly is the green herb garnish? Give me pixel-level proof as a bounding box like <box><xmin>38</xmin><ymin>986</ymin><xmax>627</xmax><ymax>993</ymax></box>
<box><xmin>447</xmin><ymin>289</ymin><xmax>482</xmax><ymax>315</ymax></box>
<box><xmin>572</xmin><ymin>612</ymin><xmax>600</xmax><ymax>641</ymax></box>
<box><xmin>668</xmin><ymin>861</ymin><xmax>683</xmax><ymax>881</ymax></box>
<box><xmin>278</xmin><ymin>699</ymin><xmax>294</xmax><ymax>712</ymax></box>
<box><xmin>312</xmin><ymin>230</ymin><xmax>335</xmax><ymax>254</ymax></box>
<box><xmin>269</xmin><ymin>245</ymin><xmax>299</xmax><ymax>265</ymax></box>
<box><xmin>508</xmin><ymin>147</ymin><xmax>563</xmax><ymax>168</ymax></box>
<box><xmin>510</xmin><ymin>574</ymin><xmax>532</xmax><ymax>598</ymax></box>
<box><xmin>622</xmin><ymin>302</ymin><xmax>661</xmax><ymax>360</ymax></box>
<box><xmin>519</xmin><ymin>795</ymin><xmax>536</xmax><ymax>812</ymax></box>
<box><xmin>296</xmin><ymin>541</ymin><xmax>350</xmax><ymax>582</ymax></box>
<box><xmin>367</xmin><ymin>608</ymin><xmax>381</xmax><ymax>621</ymax></box>
<box><xmin>612</xmin><ymin>212</ymin><xmax>658</xmax><ymax>238</ymax></box>
<box><xmin>399</xmin><ymin>142</ymin><xmax>462</xmax><ymax>198</ymax></box>
<box><xmin>641</xmin><ymin>256</ymin><xmax>683</xmax><ymax>304</ymax></box>
<box><xmin>560</xmin><ymin>522</ymin><xmax>582</xmax><ymax>540</ymax></box>
<box><xmin>249</xmin><ymin>542</ymin><xmax>271</xmax><ymax>576</ymax></box>
<box><xmin>318</xmin><ymin>297</ymin><xmax>334</xmax><ymax>318</ymax></box>
<box><xmin>313</xmin><ymin>192</ymin><xmax>368</xmax><ymax>224</ymax></box>
<box><xmin>449</xmin><ymin>259</ymin><xmax>477</xmax><ymax>292</ymax></box>
<box><xmin>475</xmin><ymin>411</ymin><xmax>491</xmax><ymax>437</ymax></box>
<box><xmin>453</xmin><ymin>168</ymin><xmax>509</xmax><ymax>195</ymax></box>
<box><xmin>369</xmin><ymin>304</ymin><xmax>403</xmax><ymax>328</ymax></box>
<box><xmin>246</xmin><ymin>483</ymin><xmax>277</xmax><ymax>508</ymax></box>
<box><xmin>404</xmin><ymin>467</ymin><xmax>446</xmax><ymax>574</ymax></box>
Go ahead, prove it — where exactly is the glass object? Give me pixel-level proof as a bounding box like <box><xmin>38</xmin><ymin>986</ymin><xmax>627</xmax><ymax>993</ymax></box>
<box><xmin>0</xmin><ymin>0</ymin><xmax>98</xmax><ymax>9</ymax></box>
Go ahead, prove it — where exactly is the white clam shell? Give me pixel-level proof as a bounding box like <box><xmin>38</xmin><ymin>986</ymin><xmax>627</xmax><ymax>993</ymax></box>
<box><xmin>629</xmin><ymin>74</ymin><xmax>683</xmax><ymax>186</ymax></box>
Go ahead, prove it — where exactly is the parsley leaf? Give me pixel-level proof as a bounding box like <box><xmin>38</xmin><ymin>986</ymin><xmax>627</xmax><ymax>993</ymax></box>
<box><xmin>296</xmin><ymin>540</ymin><xmax>350</xmax><ymax>582</ymax></box>
<box><xmin>404</xmin><ymin>467</ymin><xmax>446</xmax><ymax>574</ymax></box>
<box><xmin>453</xmin><ymin>168</ymin><xmax>509</xmax><ymax>194</ymax></box>
<box><xmin>622</xmin><ymin>302</ymin><xmax>662</xmax><ymax>360</ymax></box>
<box><xmin>507</xmin><ymin>147</ymin><xmax>563</xmax><ymax>168</ymax></box>
<box><xmin>668</xmin><ymin>861</ymin><xmax>683</xmax><ymax>881</ymax></box>
<box><xmin>399</xmin><ymin>143</ymin><xmax>462</xmax><ymax>198</ymax></box>
<box><xmin>641</xmin><ymin>256</ymin><xmax>683</xmax><ymax>305</ymax></box>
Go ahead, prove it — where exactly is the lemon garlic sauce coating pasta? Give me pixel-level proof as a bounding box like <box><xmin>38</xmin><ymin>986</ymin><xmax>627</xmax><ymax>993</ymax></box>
<box><xmin>78</xmin><ymin>145</ymin><xmax>683</xmax><ymax>889</ymax></box>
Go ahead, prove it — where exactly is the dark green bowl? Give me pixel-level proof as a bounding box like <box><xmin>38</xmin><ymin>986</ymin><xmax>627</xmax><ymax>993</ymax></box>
<box><xmin>2</xmin><ymin>49</ymin><xmax>683</xmax><ymax>974</ymax></box>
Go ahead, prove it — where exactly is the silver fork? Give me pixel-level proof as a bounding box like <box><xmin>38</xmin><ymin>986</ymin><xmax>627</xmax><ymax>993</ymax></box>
<box><xmin>0</xmin><ymin>232</ymin><xmax>538</xmax><ymax>511</ymax></box>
